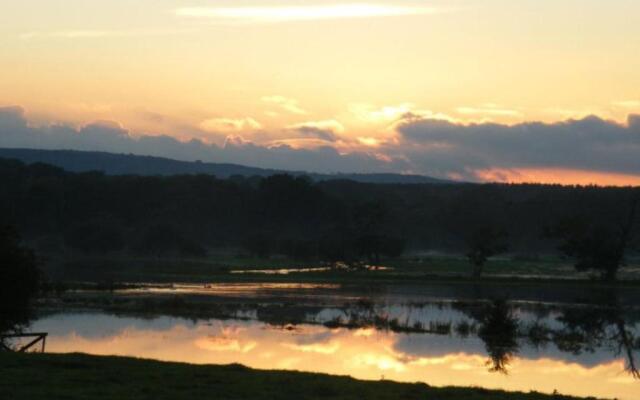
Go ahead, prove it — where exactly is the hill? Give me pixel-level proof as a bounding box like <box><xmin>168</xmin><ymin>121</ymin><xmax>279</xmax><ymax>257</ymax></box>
<box><xmin>0</xmin><ymin>148</ymin><xmax>450</xmax><ymax>184</ymax></box>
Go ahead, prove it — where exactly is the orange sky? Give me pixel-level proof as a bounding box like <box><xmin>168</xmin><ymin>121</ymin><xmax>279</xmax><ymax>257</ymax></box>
<box><xmin>1</xmin><ymin>1</ymin><xmax>640</xmax><ymax>184</ymax></box>
<box><xmin>475</xmin><ymin>168</ymin><xmax>640</xmax><ymax>187</ymax></box>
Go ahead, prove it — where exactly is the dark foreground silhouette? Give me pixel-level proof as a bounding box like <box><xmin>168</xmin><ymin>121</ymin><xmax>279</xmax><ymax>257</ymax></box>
<box><xmin>0</xmin><ymin>225</ymin><xmax>39</xmax><ymax>346</ymax></box>
<box><xmin>0</xmin><ymin>352</ymin><xmax>604</xmax><ymax>400</ymax></box>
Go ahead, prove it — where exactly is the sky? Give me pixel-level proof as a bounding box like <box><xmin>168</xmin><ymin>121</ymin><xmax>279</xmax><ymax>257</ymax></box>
<box><xmin>1</xmin><ymin>0</ymin><xmax>639</xmax><ymax>184</ymax></box>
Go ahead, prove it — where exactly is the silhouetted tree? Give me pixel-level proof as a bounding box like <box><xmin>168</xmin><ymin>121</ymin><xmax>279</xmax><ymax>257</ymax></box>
<box><xmin>349</xmin><ymin>201</ymin><xmax>406</xmax><ymax>263</ymax></box>
<box><xmin>279</xmin><ymin>238</ymin><xmax>317</xmax><ymax>261</ymax></box>
<box><xmin>318</xmin><ymin>229</ymin><xmax>356</xmax><ymax>263</ymax></box>
<box><xmin>243</xmin><ymin>232</ymin><xmax>273</xmax><ymax>259</ymax></box>
<box><xmin>131</xmin><ymin>224</ymin><xmax>206</xmax><ymax>258</ymax></box>
<box><xmin>0</xmin><ymin>225</ymin><xmax>40</xmax><ymax>337</ymax></box>
<box><xmin>178</xmin><ymin>240</ymin><xmax>207</xmax><ymax>258</ymax></box>
<box><xmin>64</xmin><ymin>220</ymin><xmax>125</xmax><ymax>254</ymax></box>
<box><xmin>257</xmin><ymin>174</ymin><xmax>322</xmax><ymax>226</ymax></box>
<box><xmin>380</xmin><ymin>235</ymin><xmax>406</xmax><ymax>259</ymax></box>
<box><xmin>465</xmin><ymin>226</ymin><xmax>508</xmax><ymax>278</ymax></box>
<box><xmin>548</xmin><ymin>198</ymin><xmax>638</xmax><ymax>281</ymax></box>
<box><xmin>4</xmin><ymin>157</ymin><xmax>640</xmax><ymax>268</ymax></box>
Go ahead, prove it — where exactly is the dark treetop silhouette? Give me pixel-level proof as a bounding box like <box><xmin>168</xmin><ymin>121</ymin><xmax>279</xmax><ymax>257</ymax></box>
<box><xmin>1</xmin><ymin>157</ymin><xmax>639</xmax><ymax>280</ymax></box>
<box><xmin>0</xmin><ymin>225</ymin><xmax>39</xmax><ymax>339</ymax></box>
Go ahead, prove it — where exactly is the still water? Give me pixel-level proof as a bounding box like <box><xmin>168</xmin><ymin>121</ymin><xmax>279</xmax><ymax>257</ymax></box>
<box><xmin>30</xmin><ymin>283</ymin><xmax>640</xmax><ymax>400</ymax></box>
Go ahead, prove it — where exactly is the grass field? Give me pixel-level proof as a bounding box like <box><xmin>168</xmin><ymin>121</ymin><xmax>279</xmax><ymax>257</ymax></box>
<box><xmin>39</xmin><ymin>251</ymin><xmax>640</xmax><ymax>285</ymax></box>
<box><xmin>0</xmin><ymin>352</ymin><xmax>604</xmax><ymax>400</ymax></box>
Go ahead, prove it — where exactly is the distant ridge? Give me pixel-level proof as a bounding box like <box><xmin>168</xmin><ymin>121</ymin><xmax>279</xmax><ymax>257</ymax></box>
<box><xmin>0</xmin><ymin>148</ymin><xmax>451</xmax><ymax>184</ymax></box>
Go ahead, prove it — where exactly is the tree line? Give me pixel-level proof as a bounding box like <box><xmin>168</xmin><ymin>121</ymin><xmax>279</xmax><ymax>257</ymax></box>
<box><xmin>1</xmin><ymin>158</ymin><xmax>639</xmax><ymax>279</ymax></box>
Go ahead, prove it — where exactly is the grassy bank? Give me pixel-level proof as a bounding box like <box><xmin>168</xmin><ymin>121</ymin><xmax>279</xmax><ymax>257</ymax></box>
<box><xmin>0</xmin><ymin>353</ymin><xmax>603</xmax><ymax>400</ymax></box>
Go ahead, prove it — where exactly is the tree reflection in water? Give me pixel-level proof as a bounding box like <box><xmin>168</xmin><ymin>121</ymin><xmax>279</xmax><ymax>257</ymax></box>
<box><xmin>451</xmin><ymin>299</ymin><xmax>519</xmax><ymax>374</ymax></box>
<box><xmin>246</xmin><ymin>295</ymin><xmax>640</xmax><ymax>378</ymax></box>
<box><xmin>323</xmin><ymin>293</ymin><xmax>639</xmax><ymax>377</ymax></box>
<box><xmin>38</xmin><ymin>283</ymin><xmax>640</xmax><ymax>379</ymax></box>
<box><xmin>554</xmin><ymin>290</ymin><xmax>640</xmax><ymax>379</ymax></box>
<box><xmin>477</xmin><ymin>299</ymin><xmax>520</xmax><ymax>374</ymax></box>
<box><xmin>454</xmin><ymin>293</ymin><xmax>639</xmax><ymax>377</ymax></box>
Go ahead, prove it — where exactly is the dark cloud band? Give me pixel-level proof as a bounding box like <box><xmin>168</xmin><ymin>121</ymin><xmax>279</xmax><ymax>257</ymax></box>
<box><xmin>396</xmin><ymin>115</ymin><xmax>640</xmax><ymax>179</ymax></box>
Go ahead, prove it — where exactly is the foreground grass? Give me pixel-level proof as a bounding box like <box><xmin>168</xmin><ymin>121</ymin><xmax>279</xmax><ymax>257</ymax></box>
<box><xmin>0</xmin><ymin>353</ymin><xmax>603</xmax><ymax>400</ymax></box>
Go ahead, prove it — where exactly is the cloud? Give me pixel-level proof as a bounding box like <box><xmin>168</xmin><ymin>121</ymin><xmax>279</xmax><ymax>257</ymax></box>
<box><xmin>0</xmin><ymin>106</ymin><xmax>28</xmax><ymax>132</ymax></box>
<box><xmin>357</xmin><ymin>137</ymin><xmax>382</xmax><ymax>147</ymax></box>
<box><xmin>175</xmin><ymin>4</ymin><xmax>438</xmax><ymax>23</ymax></box>
<box><xmin>262</xmin><ymin>96</ymin><xmax>307</xmax><ymax>115</ymax></box>
<box><xmin>286</xmin><ymin>120</ymin><xmax>344</xmax><ymax>142</ymax></box>
<box><xmin>195</xmin><ymin>336</ymin><xmax>257</xmax><ymax>353</ymax></box>
<box><xmin>200</xmin><ymin>117</ymin><xmax>262</xmax><ymax>132</ymax></box>
<box><xmin>223</xmin><ymin>135</ymin><xmax>253</xmax><ymax>147</ymax></box>
<box><xmin>3</xmin><ymin>105</ymin><xmax>640</xmax><ymax>184</ymax></box>
<box><xmin>0</xmin><ymin>105</ymin><xmax>402</xmax><ymax>174</ymax></box>
<box><xmin>349</xmin><ymin>103</ymin><xmax>416</xmax><ymax>124</ymax></box>
<box><xmin>349</xmin><ymin>103</ymin><xmax>452</xmax><ymax>127</ymax></box>
<box><xmin>0</xmin><ymin>107</ymin><xmax>134</xmax><ymax>153</ymax></box>
<box><xmin>395</xmin><ymin>114</ymin><xmax>640</xmax><ymax>180</ymax></box>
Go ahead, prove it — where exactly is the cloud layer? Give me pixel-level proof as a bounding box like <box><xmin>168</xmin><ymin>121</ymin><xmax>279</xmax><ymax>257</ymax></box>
<box><xmin>2</xmin><ymin>105</ymin><xmax>640</xmax><ymax>184</ymax></box>
<box><xmin>395</xmin><ymin>114</ymin><xmax>640</xmax><ymax>180</ymax></box>
<box><xmin>0</xmin><ymin>106</ymin><xmax>400</xmax><ymax>174</ymax></box>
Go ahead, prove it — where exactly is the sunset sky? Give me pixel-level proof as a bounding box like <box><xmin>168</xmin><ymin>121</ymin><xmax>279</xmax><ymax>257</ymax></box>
<box><xmin>1</xmin><ymin>0</ymin><xmax>640</xmax><ymax>184</ymax></box>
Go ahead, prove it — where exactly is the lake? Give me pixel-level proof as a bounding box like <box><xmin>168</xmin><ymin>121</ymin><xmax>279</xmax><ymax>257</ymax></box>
<box><xmin>26</xmin><ymin>282</ymin><xmax>640</xmax><ymax>400</ymax></box>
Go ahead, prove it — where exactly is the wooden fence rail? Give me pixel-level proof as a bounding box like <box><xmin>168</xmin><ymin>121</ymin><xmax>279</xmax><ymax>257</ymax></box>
<box><xmin>0</xmin><ymin>332</ymin><xmax>48</xmax><ymax>353</ymax></box>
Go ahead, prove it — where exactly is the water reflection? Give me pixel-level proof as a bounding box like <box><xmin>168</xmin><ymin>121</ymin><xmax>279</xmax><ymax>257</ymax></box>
<box><xmin>231</xmin><ymin>267</ymin><xmax>334</xmax><ymax>275</ymax></box>
<box><xmin>477</xmin><ymin>300</ymin><xmax>520</xmax><ymax>374</ymax></box>
<box><xmin>555</xmin><ymin>292</ymin><xmax>640</xmax><ymax>379</ymax></box>
<box><xmin>31</xmin><ymin>310</ymin><xmax>638</xmax><ymax>400</ymax></box>
<box><xmin>229</xmin><ymin>263</ymin><xmax>393</xmax><ymax>275</ymax></box>
<box><xmin>33</xmin><ymin>282</ymin><xmax>640</xmax><ymax>398</ymax></box>
<box><xmin>116</xmin><ymin>282</ymin><xmax>341</xmax><ymax>297</ymax></box>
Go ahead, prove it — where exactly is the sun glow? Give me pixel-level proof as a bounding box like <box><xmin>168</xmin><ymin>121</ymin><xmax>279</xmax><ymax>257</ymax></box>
<box><xmin>357</xmin><ymin>137</ymin><xmax>382</xmax><ymax>147</ymax></box>
<box><xmin>475</xmin><ymin>168</ymin><xmax>640</xmax><ymax>187</ymax></box>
